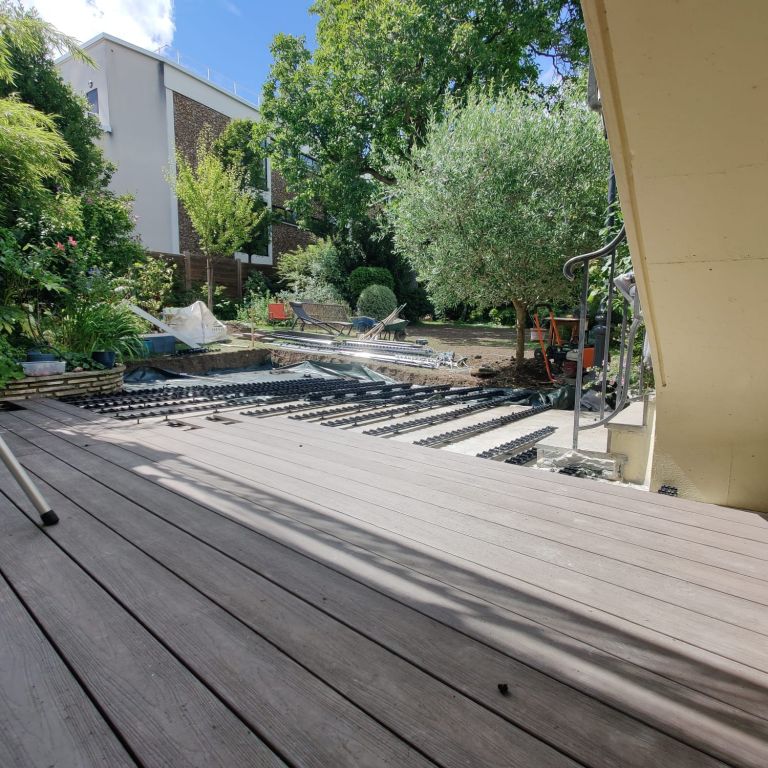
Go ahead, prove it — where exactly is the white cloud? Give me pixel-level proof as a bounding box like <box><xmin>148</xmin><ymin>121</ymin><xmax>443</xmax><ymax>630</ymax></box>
<box><xmin>22</xmin><ymin>0</ymin><xmax>175</xmax><ymax>52</ymax></box>
<box><xmin>221</xmin><ymin>1</ymin><xmax>241</xmax><ymax>17</ymax></box>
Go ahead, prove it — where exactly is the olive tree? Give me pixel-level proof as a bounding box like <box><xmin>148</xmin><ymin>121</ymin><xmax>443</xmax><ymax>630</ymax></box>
<box><xmin>385</xmin><ymin>86</ymin><xmax>609</xmax><ymax>363</ymax></box>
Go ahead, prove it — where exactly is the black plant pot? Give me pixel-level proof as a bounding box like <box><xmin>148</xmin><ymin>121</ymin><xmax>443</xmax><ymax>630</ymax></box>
<box><xmin>92</xmin><ymin>350</ymin><xmax>116</xmax><ymax>369</ymax></box>
<box><xmin>26</xmin><ymin>350</ymin><xmax>57</xmax><ymax>362</ymax></box>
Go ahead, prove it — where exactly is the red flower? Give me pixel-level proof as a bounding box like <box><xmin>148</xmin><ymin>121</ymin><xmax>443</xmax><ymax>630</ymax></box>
<box><xmin>67</xmin><ymin>235</ymin><xmax>78</xmax><ymax>247</ymax></box>
<box><xmin>54</xmin><ymin>241</ymin><xmax>65</xmax><ymax>251</ymax></box>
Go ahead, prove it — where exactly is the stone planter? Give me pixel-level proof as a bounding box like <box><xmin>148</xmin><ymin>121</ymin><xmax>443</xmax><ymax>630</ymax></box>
<box><xmin>0</xmin><ymin>365</ymin><xmax>125</xmax><ymax>401</ymax></box>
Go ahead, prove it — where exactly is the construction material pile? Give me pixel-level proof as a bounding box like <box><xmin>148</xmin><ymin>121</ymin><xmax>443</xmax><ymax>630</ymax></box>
<box><xmin>257</xmin><ymin>330</ymin><xmax>466</xmax><ymax>369</ymax></box>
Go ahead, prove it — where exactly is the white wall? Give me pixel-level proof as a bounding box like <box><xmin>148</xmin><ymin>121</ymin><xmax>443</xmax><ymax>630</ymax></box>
<box><xmin>59</xmin><ymin>39</ymin><xmax>175</xmax><ymax>252</ymax></box>
<box><xmin>58</xmin><ymin>36</ymin><xmax>265</xmax><ymax>255</ymax></box>
<box><xmin>582</xmin><ymin>0</ymin><xmax>768</xmax><ymax>511</ymax></box>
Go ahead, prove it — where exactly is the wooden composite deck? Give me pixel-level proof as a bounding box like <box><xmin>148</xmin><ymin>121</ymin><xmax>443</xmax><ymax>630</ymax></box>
<box><xmin>1</xmin><ymin>397</ymin><xmax>767</xmax><ymax>767</ymax></box>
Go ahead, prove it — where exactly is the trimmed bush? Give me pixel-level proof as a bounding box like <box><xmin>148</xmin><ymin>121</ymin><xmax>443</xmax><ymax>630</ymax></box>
<box><xmin>348</xmin><ymin>266</ymin><xmax>394</xmax><ymax>301</ymax></box>
<box><xmin>356</xmin><ymin>284</ymin><xmax>397</xmax><ymax>320</ymax></box>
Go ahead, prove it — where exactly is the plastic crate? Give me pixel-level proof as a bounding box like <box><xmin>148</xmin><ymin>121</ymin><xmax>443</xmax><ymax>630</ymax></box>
<box><xmin>21</xmin><ymin>360</ymin><xmax>66</xmax><ymax>377</ymax></box>
<box><xmin>141</xmin><ymin>333</ymin><xmax>176</xmax><ymax>355</ymax></box>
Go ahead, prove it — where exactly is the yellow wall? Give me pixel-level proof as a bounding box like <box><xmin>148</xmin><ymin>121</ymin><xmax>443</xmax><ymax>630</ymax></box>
<box><xmin>582</xmin><ymin>1</ymin><xmax>768</xmax><ymax>511</ymax></box>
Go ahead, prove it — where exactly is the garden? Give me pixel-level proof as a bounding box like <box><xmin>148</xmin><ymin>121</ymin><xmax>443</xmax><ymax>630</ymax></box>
<box><xmin>0</xmin><ymin>5</ymin><xmax>184</xmax><ymax>391</ymax></box>
<box><xmin>1</xmin><ymin>0</ymin><xmax>628</xmax><ymax>395</ymax></box>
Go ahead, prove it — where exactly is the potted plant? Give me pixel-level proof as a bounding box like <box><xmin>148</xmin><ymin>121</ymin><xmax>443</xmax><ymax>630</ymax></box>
<box><xmin>57</xmin><ymin>302</ymin><xmax>145</xmax><ymax>369</ymax></box>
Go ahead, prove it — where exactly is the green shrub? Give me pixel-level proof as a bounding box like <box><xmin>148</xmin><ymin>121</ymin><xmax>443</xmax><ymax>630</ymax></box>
<box><xmin>276</xmin><ymin>238</ymin><xmax>349</xmax><ymax>301</ymax></box>
<box><xmin>399</xmin><ymin>282</ymin><xmax>434</xmax><ymax>321</ymax></box>
<box><xmin>348</xmin><ymin>266</ymin><xmax>394</xmax><ymax>301</ymax></box>
<box><xmin>196</xmin><ymin>284</ymin><xmax>237</xmax><ymax>320</ymax></box>
<box><xmin>237</xmin><ymin>292</ymin><xmax>273</xmax><ymax>326</ymax></box>
<box><xmin>489</xmin><ymin>307</ymin><xmax>517</xmax><ymax>326</ymax></box>
<box><xmin>120</xmin><ymin>255</ymin><xmax>176</xmax><ymax>317</ymax></box>
<box><xmin>243</xmin><ymin>271</ymin><xmax>272</xmax><ymax>298</ymax></box>
<box><xmin>57</xmin><ymin>302</ymin><xmax>145</xmax><ymax>358</ymax></box>
<box><xmin>356</xmin><ymin>284</ymin><xmax>397</xmax><ymax>320</ymax></box>
<box><xmin>0</xmin><ymin>336</ymin><xmax>23</xmax><ymax>389</ymax></box>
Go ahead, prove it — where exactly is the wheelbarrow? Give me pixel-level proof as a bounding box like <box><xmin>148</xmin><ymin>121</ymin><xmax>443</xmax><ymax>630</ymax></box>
<box><xmin>381</xmin><ymin>318</ymin><xmax>409</xmax><ymax>341</ymax></box>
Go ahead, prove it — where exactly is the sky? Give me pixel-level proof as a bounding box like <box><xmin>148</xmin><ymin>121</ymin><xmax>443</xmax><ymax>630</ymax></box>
<box><xmin>22</xmin><ymin>0</ymin><xmax>318</xmax><ymax>105</ymax></box>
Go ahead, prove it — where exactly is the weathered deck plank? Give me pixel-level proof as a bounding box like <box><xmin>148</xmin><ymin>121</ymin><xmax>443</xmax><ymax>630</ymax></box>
<box><xmin>33</xmin><ymin>397</ymin><xmax>768</xmax><ymax>549</ymax></box>
<box><xmin>0</xmin><ymin>413</ymin><xmax>731</xmax><ymax>768</ymax></box>
<box><xmin>0</xmin><ymin>466</ymin><xmax>285</xmax><ymax>768</ymax></box>
<box><xmin>87</xmin><ymin>419</ymin><xmax>768</xmax><ymax>674</ymax></box>
<box><xmin>3</xmin><ymin>403</ymin><xmax>768</xmax><ymax>767</ymax></box>
<box><xmin>2</xmin><ymin>442</ymin><xmax>569</xmax><ymax>768</ymax></box>
<box><xmin>0</xmin><ymin>569</ymin><xmax>137</xmax><ymax>768</ymax></box>
<box><xmin>166</xmin><ymin>415</ymin><xmax>768</xmax><ymax>605</ymax></box>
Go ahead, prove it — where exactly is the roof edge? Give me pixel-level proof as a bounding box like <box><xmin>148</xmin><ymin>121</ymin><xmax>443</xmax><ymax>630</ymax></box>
<box><xmin>56</xmin><ymin>32</ymin><xmax>260</xmax><ymax>112</ymax></box>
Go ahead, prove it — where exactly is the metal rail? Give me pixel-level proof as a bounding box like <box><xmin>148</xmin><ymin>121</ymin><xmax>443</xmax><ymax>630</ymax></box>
<box><xmin>563</xmin><ymin>212</ymin><xmax>649</xmax><ymax>448</ymax></box>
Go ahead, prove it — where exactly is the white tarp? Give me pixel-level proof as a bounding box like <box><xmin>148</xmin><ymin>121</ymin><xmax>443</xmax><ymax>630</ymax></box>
<box><xmin>162</xmin><ymin>301</ymin><xmax>228</xmax><ymax>346</ymax></box>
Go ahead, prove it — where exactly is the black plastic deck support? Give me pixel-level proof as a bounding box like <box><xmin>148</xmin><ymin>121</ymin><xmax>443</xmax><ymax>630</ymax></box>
<box><xmin>504</xmin><ymin>447</ymin><xmax>538</xmax><ymax>466</ymax></box>
<box><xmin>362</xmin><ymin>395</ymin><xmax>518</xmax><ymax>437</ymax></box>
<box><xmin>474</xmin><ymin>426</ymin><xmax>557</xmax><ymax>458</ymax></box>
<box><xmin>411</xmin><ymin>406</ymin><xmax>553</xmax><ymax>448</ymax></box>
<box><xmin>322</xmin><ymin>389</ymin><xmax>503</xmax><ymax>429</ymax></box>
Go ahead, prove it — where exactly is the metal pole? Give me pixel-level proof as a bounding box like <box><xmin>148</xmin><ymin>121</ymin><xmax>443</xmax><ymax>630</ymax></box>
<box><xmin>599</xmin><ymin>165</ymin><xmax>618</xmax><ymax>420</ymax></box>
<box><xmin>0</xmin><ymin>433</ymin><xmax>58</xmax><ymax>526</ymax></box>
<box><xmin>614</xmin><ymin>297</ymin><xmax>628</xmax><ymax>410</ymax></box>
<box><xmin>571</xmin><ymin>266</ymin><xmax>589</xmax><ymax>449</ymax></box>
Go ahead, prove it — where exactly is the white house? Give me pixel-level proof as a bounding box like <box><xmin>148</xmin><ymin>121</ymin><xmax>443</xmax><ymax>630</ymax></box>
<box><xmin>57</xmin><ymin>34</ymin><xmax>315</xmax><ymax>266</ymax></box>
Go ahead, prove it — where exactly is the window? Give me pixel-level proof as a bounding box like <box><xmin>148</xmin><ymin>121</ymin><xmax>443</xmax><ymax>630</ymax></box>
<box><xmin>299</xmin><ymin>152</ymin><xmax>319</xmax><ymax>172</ymax></box>
<box><xmin>85</xmin><ymin>88</ymin><xmax>99</xmax><ymax>116</ymax></box>
<box><xmin>252</xmin><ymin>154</ymin><xmax>269</xmax><ymax>190</ymax></box>
<box><xmin>273</xmin><ymin>206</ymin><xmax>298</xmax><ymax>226</ymax></box>
<box><xmin>248</xmin><ymin>138</ymin><xmax>269</xmax><ymax>191</ymax></box>
<box><xmin>249</xmin><ymin>224</ymin><xmax>271</xmax><ymax>257</ymax></box>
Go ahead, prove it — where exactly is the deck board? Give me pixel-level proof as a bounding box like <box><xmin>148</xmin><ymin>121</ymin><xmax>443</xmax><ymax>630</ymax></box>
<box><xmin>158</xmin><ymin>415</ymin><xmax>768</xmax><ymax>605</ymax></box>
<box><xmin>3</xmin><ymin>438</ymin><xmax>571</xmax><ymax>768</ymax></box>
<box><xmin>0</xmin><ymin>412</ymin><xmax>734</xmax><ymax>768</ymax></box>
<box><xmin>33</xmin><ymin>397</ymin><xmax>768</xmax><ymax>544</ymax></box>
<box><xmin>0</xmin><ymin>567</ymin><xmax>137</xmax><ymax>768</ymax></box>
<box><xmin>2</xmin><ymin>398</ymin><xmax>768</xmax><ymax>767</ymax></box>
<box><xmin>77</xmin><ymin>419</ymin><xmax>768</xmax><ymax>674</ymax></box>
<box><xmin>0</xmin><ymin>465</ymin><xmax>285</xmax><ymax>768</ymax></box>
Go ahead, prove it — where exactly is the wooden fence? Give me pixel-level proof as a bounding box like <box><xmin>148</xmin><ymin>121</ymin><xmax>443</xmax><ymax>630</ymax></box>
<box><xmin>148</xmin><ymin>250</ymin><xmax>277</xmax><ymax>301</ymax></box>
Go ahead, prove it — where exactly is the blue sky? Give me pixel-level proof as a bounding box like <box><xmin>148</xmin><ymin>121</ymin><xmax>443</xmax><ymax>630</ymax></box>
<box><xmin>26</xmin><ymin>0</ymin><xmax>318</xmax><ymax>106</ymax></box>
<box><xmin>172</xmin><ymin>0</ymin><xmax>318</xmax><ymax>104</ymax></box>
<box><xmin>27</xmin><ymin>0</ymin><xmax>555</xmax><ymax>101</ymax></box>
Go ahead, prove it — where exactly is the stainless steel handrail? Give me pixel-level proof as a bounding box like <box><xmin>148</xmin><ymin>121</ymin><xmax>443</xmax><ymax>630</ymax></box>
<box><xmin>563</xmin><ymin>225</ymin><xmax>626</xmax><ymax>281</ymax></box>
<box><xmin>561</xmin><ymin>222</ymin><xmax>646</xmax><ymax>449</ymax></box>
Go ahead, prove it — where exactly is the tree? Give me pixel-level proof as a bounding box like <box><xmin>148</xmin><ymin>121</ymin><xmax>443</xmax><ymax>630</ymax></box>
<box><xmin>0</xmin><ymin>1</ymin><xmax>92</xmax><ymax>337</ymax></box>
<box><xmin>385</xmin><ymin>86</ymin><xmax>609</xmax><ymax>363</ymax></box>
<box><xmin>0</xmin><ymin>4</ymin><xmax>105</xmax><ymax>193</ymax></box>
<box><xmin>172</xmin><ymin>133</ymin><xmax>265</xmax><ymax>308</ymax></box>
<box><xmin>259</xmin><ymin>0</ymin><xmax>587</xmax><ymax>230</ymax></box>
<box><xmin>212</xmin><ymin>119</ymin><xmax>271</xmax><ymax>256</ymax></box>
<box><xmin>0</xmin><ymin>2</ymin><xmax>91</xmax><ymax>226</ymax></box>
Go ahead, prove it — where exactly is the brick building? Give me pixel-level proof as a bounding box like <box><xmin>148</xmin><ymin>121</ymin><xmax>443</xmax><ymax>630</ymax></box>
<box><xmin>57</xmin><ymin>33</ymin><xmax>315</xmax><ymax>273</ymax></box>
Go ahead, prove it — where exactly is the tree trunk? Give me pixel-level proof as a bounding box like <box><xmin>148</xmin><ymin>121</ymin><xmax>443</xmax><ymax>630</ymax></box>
<box><xmin>206</xmin><ymin>258</ymin><xmax>213</xmax><ymax>311</ymax></box>
<box><xmin>513</xmin><ymin>299</ymin><xmax>527</xmax><ymax>366</ymax></box>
